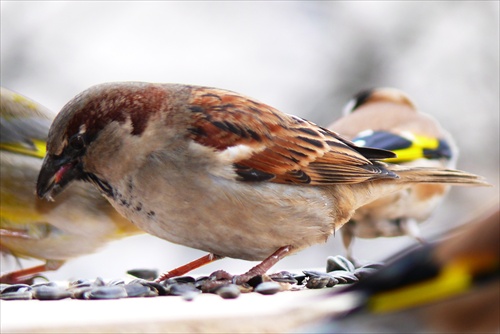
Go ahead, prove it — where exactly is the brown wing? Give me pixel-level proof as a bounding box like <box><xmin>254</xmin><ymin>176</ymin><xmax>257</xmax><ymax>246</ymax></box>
<box><xmin>186</xmin><ymin>87</ymin><xmax>397</xmax><ymax>185</ymax></box>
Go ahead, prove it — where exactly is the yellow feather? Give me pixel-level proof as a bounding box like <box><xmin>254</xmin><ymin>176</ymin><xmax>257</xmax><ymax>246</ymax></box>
<box><xmin>383</xmin><ymin>135</ymin><xmax>440</xmax><ymax>163</ymax></box>
<box><xmin>0</xmin><ymin>139</ymin><xmax>47</xmax><ymax>159</ymax></box>
<box><xmin>369</xmin><ymin>261</ymin><xmax>472</xmax><ymax>313</ymax></box>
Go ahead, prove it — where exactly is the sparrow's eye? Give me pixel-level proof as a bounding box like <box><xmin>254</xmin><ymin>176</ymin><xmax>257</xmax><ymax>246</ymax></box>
<box><xmin>68</xmin><ymin>134</ymin><xmax>86</xmax><ymax>151</ymax></box>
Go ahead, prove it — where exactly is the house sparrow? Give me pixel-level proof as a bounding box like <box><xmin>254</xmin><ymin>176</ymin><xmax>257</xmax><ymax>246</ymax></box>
<box><xmin>0</xmin><ymin>87</ymin><xmax>142</xmax><ymax>283</ymax></box>
<box><xmin>297</xmin><ymin>205</ymin><xmax>500</xmax><ymax>333</ymax></box>
<box><xmin>328</xmin><ymin>88</ymin><xmax>458</xmax><ymax>261</ymax></box>
<box><xmin>35</xmin><ymin>82</ymin><xmax>488</xmax><ymax>282</ymax></box>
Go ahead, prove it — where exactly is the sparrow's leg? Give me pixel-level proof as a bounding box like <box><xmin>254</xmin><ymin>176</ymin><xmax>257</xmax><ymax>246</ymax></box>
<box><xmin>0</xmin><ymin>260</ymin><xmax>64</xmax><ymax>284</ymax></box>
<box><xmin>233</xmin><ymin>245</ymin><xmax>292</xmax><ymax>284</ymax></box>
<box><xmin>155</xmin><ymin>253</ymin><xmax>224</xmax><ymax>282</ymax></box>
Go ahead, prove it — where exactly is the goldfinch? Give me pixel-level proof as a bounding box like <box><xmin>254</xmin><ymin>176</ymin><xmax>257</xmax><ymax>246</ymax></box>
<box><xmin>329</xmin><ymin>88</ymin><xmax>458</xmax><ymax>261</ymax></box>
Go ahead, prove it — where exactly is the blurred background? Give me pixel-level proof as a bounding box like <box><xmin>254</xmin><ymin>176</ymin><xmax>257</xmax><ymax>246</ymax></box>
<box><xmin>1</xmin><ymin>1</ymin><xmax>498</xmax><ymax>281</ymax></box>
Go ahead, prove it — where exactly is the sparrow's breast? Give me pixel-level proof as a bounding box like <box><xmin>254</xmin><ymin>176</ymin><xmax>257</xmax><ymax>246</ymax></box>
<box><xmin>109</xmin><ymin>167</ymin><xmax>336</xmax><ymax>261</ymax></box>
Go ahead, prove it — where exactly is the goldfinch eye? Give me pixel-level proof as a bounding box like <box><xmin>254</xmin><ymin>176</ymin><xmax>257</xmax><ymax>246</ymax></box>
<box><xmin>69</xmin><ymin>134</ymin><xmax>85</xmax><ymax>151</ymax></box>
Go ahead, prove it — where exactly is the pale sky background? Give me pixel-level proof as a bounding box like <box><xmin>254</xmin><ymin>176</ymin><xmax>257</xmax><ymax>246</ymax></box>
<box><xmin>1</xmin><ymin>1</ymin><xmax>498</xmax><ymax>281</ymax></box>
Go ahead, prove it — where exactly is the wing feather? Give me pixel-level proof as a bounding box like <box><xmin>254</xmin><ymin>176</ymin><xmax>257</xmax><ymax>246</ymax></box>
<box><xmin>187</xmin><ymin>87</ymin><xmax>397</xmax><ymax>185</ymax></box>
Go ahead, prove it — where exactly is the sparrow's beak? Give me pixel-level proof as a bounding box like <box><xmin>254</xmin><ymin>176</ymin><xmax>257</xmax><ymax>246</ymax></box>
<box><xmin>36</xmin><ymin>154</ymin><xmax>82</xmax><ymax>201</ymax></box>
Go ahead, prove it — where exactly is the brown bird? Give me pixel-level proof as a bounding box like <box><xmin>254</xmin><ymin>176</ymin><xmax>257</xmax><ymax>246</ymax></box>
<box><xmin>329</xmin><ymin>88</ymin><xmax>459</xmax><ymax>261</ymax></box>
<box><xmin>0</xmin><ymin>87</ymin><xmax>142</xmax><ymax>284</ymax></box>
<box><xmin>35</xmin><ymin>82</ymin><xmax>488</xmax><ymax>282</ymax></box>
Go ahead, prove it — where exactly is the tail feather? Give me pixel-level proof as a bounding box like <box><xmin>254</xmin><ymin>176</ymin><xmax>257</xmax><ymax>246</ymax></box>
<box><xmin>343</xmin><ymin>165</ymin><xmax>489</xmax><ymax>217</ymax></box>
<box><xmin>389</xmin><ymin>166</ymin><xmax>490</xmax><ymax>186</ymax></box>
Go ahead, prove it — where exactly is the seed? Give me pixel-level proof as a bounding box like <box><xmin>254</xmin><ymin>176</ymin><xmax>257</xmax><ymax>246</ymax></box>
<box><xmin>326</xmin><ymin>255</ymin><xmax>355</xmax><ymax>273</ymax></box>
<box><xmin>107</xmin><ymin>278</ymin><xmax>125</xmax><ymax>286</ymax></box>
<box><xmin>68</xmin><ymin>279</ymin><xmax>93</xmax><ymax>289</ymax></box>
<box><xmin>31</xmin><ymin>281</ymin><xmax>58</xmax><ymax>288</ymax></box>
<box><xmin>127</xmin><ymin>269</ymin><xmax>158</xmax><ymax>281</ymax></box>
<box><xmin>303</xmin><ymin>271</ymin><xmax>338</xmax><ymax>288</ymax></box>
<box><xmin>88</xmin><ymin>286</ymin><xmax>128</xmax><ymax>299</ymax></box>
<box><xmin>162</xmin><ymin>276</ymin><xmax>196</xmax><ymax>286</ymax></box>
<box><xmin>215</xmin><ymin>284</ymin><xmax>241</xmax><ymax>299</ymax></box>
<box><xmin>129</xmin><ymin>279</ymin><xmax>166</xmax><ymax>296</ymax></box>
<box><xmin>200</xmin><ymin>280</ymin><xmax>230</xmax><ymax>293</ymax></box>
<box><xmin>70</xmin><ymin>287</ymin><xmax>93</xmax><ymax>299</ymax></box>
<box><xmin>33</xmin><ymin>286</ymin><xmax>71</xmax><ymax>300</ymax></box>
<box><xmin>306</xmin><ymin>276</ymin><xmax>330</xmax><ymax>289</ymax></box>
<box><xmin>0</xmin><ymin>284</ymin><xmax>32</xmax><ymax>300</ymax></box>
<box><xmin>254</xmin><ymin>281</ymin><xmax>281</xmax><ymax>295</ymax></box>
<box><xmin>328</xmin><ymin>270</ymin><xmax>359</xmax><ymax>284</ymax></box>
<box><xmin>269</xmin><ymin>271</ymin><xmax>298</xmax><ymax>285</ymax></box>
<box><xmin>93</xmin><ymin>277</ymin><xmax>106</xmax><ymax>287</ymax></box>
<box><xmin>167</xmin><ymin>283</ymin><xmax>200</xmax><ymax>297</ymax></box>
<box><xmin>124</xmin><ymin>283</ymin><xmax>152</xmax><ymax>298</ymax></box>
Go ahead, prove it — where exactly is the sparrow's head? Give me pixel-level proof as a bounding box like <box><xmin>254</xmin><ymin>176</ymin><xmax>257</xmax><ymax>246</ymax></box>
<box><xmin>36</xmin><ymin>82</ymin><xmax>189</xmax><ymax>200</ymax></box>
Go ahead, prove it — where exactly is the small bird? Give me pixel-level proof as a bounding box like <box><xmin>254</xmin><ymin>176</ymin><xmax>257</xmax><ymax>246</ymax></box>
<box><xmin>0</xmin><ymin>87</ymin><xmax>142</xmax><ymax>284</ymax></box>
<box><xmin>297</xmin><ymin>205</ymin><xmax>500</xmax><ymax>333</ymax></box>
<box><xmin>35</xmin><ymin>82</ymin><xmax>488</xmax><ymax>282</ymax></box>
<box><xmin>329</xmin><ymin>88</ymin><xmax>458</xmax><ymax>261</ymax></box>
